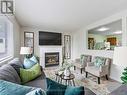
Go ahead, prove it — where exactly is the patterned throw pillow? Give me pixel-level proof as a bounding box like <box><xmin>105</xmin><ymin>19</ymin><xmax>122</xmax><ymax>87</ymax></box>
<box><xmin>30</xmin><ymin>56</ymin><xmax>38</xmax><ymax>63</ymax></box>
<box><xmin>80</xmin><ymin>55</ymin><xmax>87</xmax><ymax>64</ymax></box>
<box><xmin>23</xmin><ymin>58</ymin><xmax>36</xmax><ymax>69</ymax></box>
<box><xmin>94</xmin><ymin>57</ymin><xmax>105</xmax><ymax>67</ymax></box>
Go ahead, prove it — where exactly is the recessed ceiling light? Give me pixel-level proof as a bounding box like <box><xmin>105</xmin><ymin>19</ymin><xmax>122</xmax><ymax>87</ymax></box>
<box><xmin>97</xmin><ymin>27</ymin><xmax>109</xmax><ymax>31</ymax></box>
<box><xmin>113</xmin><ymin>31</ymin><xmax>122</xmax><ymax>34</ymax></box>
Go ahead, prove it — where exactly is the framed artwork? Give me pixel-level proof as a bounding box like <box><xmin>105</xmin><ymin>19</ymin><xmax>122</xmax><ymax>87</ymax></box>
<box><xmin>24</xmin><ymin>32</ymin><xmax>34</xmax><ymax>51</ymax></box>
<box><xmin>64</xmin><ymin>35</ymin><xmax>71</xmax><ymax>59</ymax></box>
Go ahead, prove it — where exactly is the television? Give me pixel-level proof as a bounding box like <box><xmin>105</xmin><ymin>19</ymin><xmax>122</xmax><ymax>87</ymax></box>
<box><xmin>39</xmin><ymin>31</ymin><xmax>62</xmax><ymax>45</ymax></box>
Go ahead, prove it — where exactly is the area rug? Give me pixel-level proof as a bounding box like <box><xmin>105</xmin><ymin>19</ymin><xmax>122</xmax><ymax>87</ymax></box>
<box><xmin>43</xmin><ymin>66</ymin><xmax>121</xmax><ymax>95</ymax></box>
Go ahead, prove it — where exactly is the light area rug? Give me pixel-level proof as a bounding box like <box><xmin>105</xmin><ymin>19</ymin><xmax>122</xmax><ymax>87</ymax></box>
<box><xmin>43</xmin><ymin>66</ymin><xmax>121</xmax><ymax>95</ymax></box>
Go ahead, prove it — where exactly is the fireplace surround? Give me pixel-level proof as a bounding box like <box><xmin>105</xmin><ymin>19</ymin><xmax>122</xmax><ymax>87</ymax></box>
<box><xmin>39</xmin><ymin>46</ymin><xmax>62</xmax><ymax>68</ymax></box>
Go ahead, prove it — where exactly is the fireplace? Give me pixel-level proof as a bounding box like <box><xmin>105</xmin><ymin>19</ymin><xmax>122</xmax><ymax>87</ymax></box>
<box><xmin>45</xmin><ymin>52</ymin><xmax>59</xmax><ymax>67</ymax></box>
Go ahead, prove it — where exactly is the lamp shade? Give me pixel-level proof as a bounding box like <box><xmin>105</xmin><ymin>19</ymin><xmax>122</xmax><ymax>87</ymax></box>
<box><xmin>20</xmin><ymin>47</ymin><xmax>32</xmax><ymax>55</ymax></box>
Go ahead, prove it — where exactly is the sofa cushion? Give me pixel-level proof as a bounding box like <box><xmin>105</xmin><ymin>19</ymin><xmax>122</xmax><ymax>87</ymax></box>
<box><xmin>65</xmin><ymin>86</ymin><xmax>84</xmax><ymax>95</ymax></box>
<box><xmin>24</xmin><ymin>77</ymin><xmax>47</xmax><ymax>90</ymax></box>
<box><xmin>86</xmin><ymin>66</ymin><xmax>100</xmax><ymax>77</ymax></box>
<box><xmin>0</xmin><ymin>80</ymin><xmax>35</xmax><ymax>95</ymax></box>
<box><xmin>46</xmin><ymin>78</ymin><xmax>67</xmax><ymax>95</ymax></box>
<box><xmin>23</xmin><ymin>58</ymin><xmax>37</xmax><ymax>69</ymax></box>
<box><xmin>0</xmin><ymin>64</ymin><xmax>21</xmax><ymax>84</ymax></box>
<box><xmin>8</xmin><ymin>58</ymin><xmax>23</xmax><ymax>75</ymax></box>
<box><xmin>20</xmin><ymin>63</ymin><xmax>41</xmax><ymax>84</ymax></box>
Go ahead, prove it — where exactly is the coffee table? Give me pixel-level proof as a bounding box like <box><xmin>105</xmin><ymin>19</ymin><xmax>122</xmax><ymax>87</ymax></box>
<box><xmin>61</xmin><ymin>74</ymin><xmax>75</xmax><ymax>86</ymax></box>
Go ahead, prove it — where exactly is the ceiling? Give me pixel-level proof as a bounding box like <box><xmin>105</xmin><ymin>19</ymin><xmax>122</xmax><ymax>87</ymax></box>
<box><xmin>15</xmin><ymin>0</ymin><xmax>127</xmax><ymax>32</ymax></box>
<box><xmin>88</xmin><ymin>19</ymin><xmax>122</xmax><ymax>35</ymax></box>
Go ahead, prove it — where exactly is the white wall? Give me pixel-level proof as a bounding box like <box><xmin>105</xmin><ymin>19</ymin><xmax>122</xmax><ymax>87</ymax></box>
<box><xmin>0</xmin><ymin>14</ymin><xmax>21</xmax><ymax>65</ymax></box>
<box><xmin>20</xmin><ymin>27</ymin><xmax>73</xmax><ymax>58</ymax></box>
<box><xmin>72</xmin><ymin>10</ymin><xmax>127</xmax><ymax>82</ymax></box>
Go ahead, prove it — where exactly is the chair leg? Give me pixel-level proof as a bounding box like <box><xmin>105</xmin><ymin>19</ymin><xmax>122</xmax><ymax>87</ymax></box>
<box><xmin>86</xmin><ymin>72</ymin><xmax>88</xmax><ymax>78</ymax></box>
<box><xmin>98</xmin><ymin>77</ymin><xmax>100</xmax><ymax>84</ymax></box>
<box><xmin>74</xmin><ymin>66</ymin><xmax>76</xmax><ymax>70</ymax></box>
<box><xmin>81</xmin><ymin>68</ymin><xmax>83</xmax><ymax>74</ymax></box>
<box><xmin>106</xmin><ymin>75</ymin><xmax>108</xmax><ymax>80</ymax></box>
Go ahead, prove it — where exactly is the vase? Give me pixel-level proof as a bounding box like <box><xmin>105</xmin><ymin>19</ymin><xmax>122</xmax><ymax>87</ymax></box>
<box><xmin>64</xmin><ymin>68</ymin><xmax>71</xmax><ymax>77</ymax></box>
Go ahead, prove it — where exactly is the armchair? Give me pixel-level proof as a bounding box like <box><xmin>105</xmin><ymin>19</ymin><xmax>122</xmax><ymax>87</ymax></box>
<box><xmin>73</xmin><ymin>55</ymin><xmax>92</xmax><ymax>74</ymax></box>
<box><xmin>85</xmin><ymin>56</ymin><xmax>111</xmax><ymax>84</ymax></box>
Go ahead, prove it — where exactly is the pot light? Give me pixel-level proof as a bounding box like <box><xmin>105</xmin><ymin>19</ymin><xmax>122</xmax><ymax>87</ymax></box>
<box><xmin>113</xmin><ymin>31</ymin><xmax>122</xmax><ymax>34</ymax></box>
<box><xmin>97</xmin><ymin>27</ymin><xmax>109</xmax><ymax>31</ymax></box>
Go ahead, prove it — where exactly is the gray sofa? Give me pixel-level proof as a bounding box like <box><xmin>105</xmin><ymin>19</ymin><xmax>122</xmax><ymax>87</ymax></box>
<box><xmin>0</xmin><ymin>58</ymin><xmax>96</xmax><ymax>95</ymax></box>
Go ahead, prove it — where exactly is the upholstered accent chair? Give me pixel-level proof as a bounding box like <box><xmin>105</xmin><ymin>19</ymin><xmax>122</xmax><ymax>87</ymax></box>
<box><xmin>85</xmin><ymin>56</ymin><xmax>111</xmax><ymax>84</ymax></box>
<box><xmin>73</xmin><ymin>55</ymin><xmax>92</xmax><ymax>74</ymax></box>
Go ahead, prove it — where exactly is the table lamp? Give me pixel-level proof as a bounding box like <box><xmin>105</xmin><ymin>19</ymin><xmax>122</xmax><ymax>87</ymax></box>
<box><xmin>20</xmin><ymin>47</ymin><xmax>32</xmax><ymax>58</ymax></box>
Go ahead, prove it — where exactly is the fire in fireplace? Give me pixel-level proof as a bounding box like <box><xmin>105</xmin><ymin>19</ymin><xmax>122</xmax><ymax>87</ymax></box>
<box><xmin>45</xmin><ymin>52</ymin><xmax>59</xmax><ymax>67</ymax></box>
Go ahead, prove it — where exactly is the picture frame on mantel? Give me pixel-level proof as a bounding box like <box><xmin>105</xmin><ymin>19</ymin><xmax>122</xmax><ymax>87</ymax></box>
<box><xmin>64</xmin><ymin>35</ymin><xmax>71</xmax><ymax>59</ymax></box>
<box><xmin>24</xmin><ymin>32</ymin><xmax>34</xmax><ymax>52</ymax></box>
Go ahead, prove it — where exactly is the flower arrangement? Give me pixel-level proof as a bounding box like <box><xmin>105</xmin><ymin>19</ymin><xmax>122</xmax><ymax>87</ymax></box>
<box><xmin>58</xmin><ymin>59</ymin><xmax>73</xmax><ymax>76</ymax></box>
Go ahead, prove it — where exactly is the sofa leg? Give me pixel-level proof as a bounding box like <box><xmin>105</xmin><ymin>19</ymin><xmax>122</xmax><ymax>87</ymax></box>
<box><xmin>106</xmin><ymin>75</ymin><xmax>108</xmax><ymax>80</ymax></box>
<box><xmin>74</xmin><ymin>66</ymin><xmax>76</xmax><ymax>70</ymax></box>
<box><xmin>86</xmin><ymin>72</ymin><xmax>88</xmax><ymax>78</ymax></box>
<box><xmin>98</xmin><ymin>77</ymin><xmax>100</xmax><ymax>84</ymax></box>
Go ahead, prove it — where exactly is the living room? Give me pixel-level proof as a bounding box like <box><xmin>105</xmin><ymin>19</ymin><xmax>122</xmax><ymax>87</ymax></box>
<box><xmin>0</xmin><ymin>0</ymin><xmax>127</xmax><ymax>95</ymax></box>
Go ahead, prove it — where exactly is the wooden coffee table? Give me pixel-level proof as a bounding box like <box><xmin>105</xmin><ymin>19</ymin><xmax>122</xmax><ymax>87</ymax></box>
<box><xmin>61</xmin><ymin>74</ymin><xmax>75</xmax><ymax>86</ymax></box>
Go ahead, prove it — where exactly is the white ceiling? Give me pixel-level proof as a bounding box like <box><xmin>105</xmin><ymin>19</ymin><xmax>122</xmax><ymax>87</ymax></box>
<box><xmin>15</xmin><ymin>0</ymin><xmax>127</xmax><ymax>32</ymax></box>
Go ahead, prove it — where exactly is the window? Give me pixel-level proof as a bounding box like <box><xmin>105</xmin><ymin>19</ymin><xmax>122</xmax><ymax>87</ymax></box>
<box><xmin>0</xmin><ymin>17</ymin><xmax>13</xmax><ymax>62</ymax></box>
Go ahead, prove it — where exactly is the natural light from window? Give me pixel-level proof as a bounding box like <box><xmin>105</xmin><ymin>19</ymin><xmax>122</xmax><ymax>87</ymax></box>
<box><xmin>0</xmin><ymin>17</ymin><xmax>13</xmax><ymax>62</ymax></box>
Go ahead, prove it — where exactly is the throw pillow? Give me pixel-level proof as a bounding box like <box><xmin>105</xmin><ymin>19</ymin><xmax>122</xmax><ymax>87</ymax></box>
<box><xmin>0</xmin><ymin>64</ymin><xmax>21</xmax><ymax>84</ymax></box>
<box><xmin>8</xmin><ymin>58</ymin><xmax>23</xmax><ymax>75</ymax></box>
<box><xmin>46</xmin><ymin>78</ymin><xmax>67</xmax><ymax>95</ymax></box>
<box><xmin>0</xmin><ymin>80</ymin><xmax>34</xmax><ymax>95</ymax></box>
<box><xmin>23</xmin><ymin>58</ymin><xmax>37</xmax><ymax>69</ymax></box>
<box><xmin>20</xmin><ymin>63</ymin><xmax>41</xmax><ymax>84</ymax></box>
<box><xmin>30</xmin><ymin>56</ymin><xmax>38</xmax><ymax>63</ymax></box>
<box><xmin>65</xmin><ymin>86</ymin><xmax>84</xmax><ymax>95</ymax></box>
<box><xmin>94</xmin><ymin>57</ymin><xmax>105</xmax><ymax>67</ymax></box>
<box><xmin>26</xmin><ymin>88</ymin><xmax>46</xmax><ymax>95</ymax></box>
<box><xmin>80</xmin><ymin>55</ymin><xmax>87</xmax><ymax>64</ymax></box>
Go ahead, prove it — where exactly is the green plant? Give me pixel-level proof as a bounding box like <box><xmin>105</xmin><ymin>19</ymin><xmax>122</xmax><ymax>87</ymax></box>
<box><xmin>121</xmin><ymin>67</ymin><xmax>127</xmax><ymax>84</ymax></box>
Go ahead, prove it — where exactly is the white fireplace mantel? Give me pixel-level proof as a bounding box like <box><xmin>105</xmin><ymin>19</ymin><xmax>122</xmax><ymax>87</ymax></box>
<box><xmin>39</xmin><ymin>46</ymin><xmax>63</xmax><ymax>68</ymax></box>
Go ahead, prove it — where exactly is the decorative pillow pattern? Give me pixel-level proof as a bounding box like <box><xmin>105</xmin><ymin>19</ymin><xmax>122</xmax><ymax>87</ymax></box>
<box><xmin>30</xmin><ymin>56</ymin><xmax>38</xmax><ymax>63</ymax></box>
<box><xmin>20</xmin><ymin>63</ymin><xmax>41</xmax><ymax>84</ymax></box>
<box><xmin>23</xmin><ymin>58</ymin><xmax>37</xmax><ymax>69</ymax></box>
<box><xmin>80</xmin><ymin>55</ymin><xmax>87</xmax><ymax>64</ymax></box>
<box><xmin>0</xmin><ymin>80</ymin><xmax>34</xmax><ymax>95</ymax></box>
<box><xmin>94</xmin><ymin>57</ymin><xmax>105</xmax><ymax>67</ymax></box>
